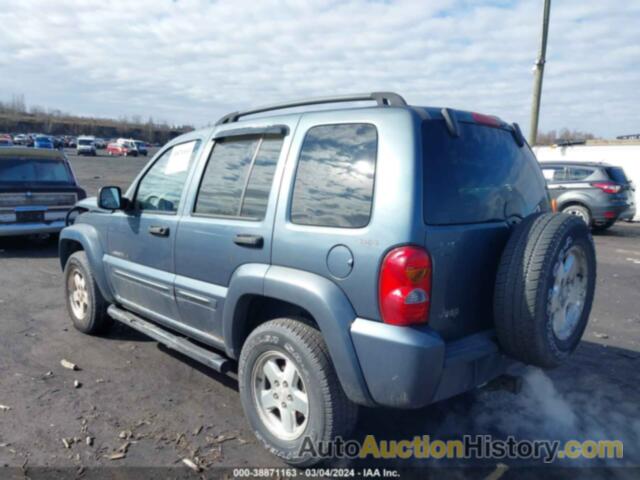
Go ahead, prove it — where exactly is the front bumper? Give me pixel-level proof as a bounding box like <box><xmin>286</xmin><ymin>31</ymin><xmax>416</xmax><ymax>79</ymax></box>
<box><xmin>0</xmin><ymin>220</ymin><xmax>66</xmax><ymax>237</ymax></box>
<box><xmin>350</xmin><ymin>319</ymin><xmax>512</xmax><ymax>408</ymax></box>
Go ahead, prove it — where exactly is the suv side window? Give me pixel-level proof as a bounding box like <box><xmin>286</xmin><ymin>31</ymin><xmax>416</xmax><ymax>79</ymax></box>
<box><xmin>565</xmin><ymin>167</ymin><xmax>595</xmax><ymax>181</ymax></box>
<box><xmin>542</xmin><ymin>167</ymin><xmax>562</xmax><ymax>181</ymax></box>
<box><xmin>135</xmin><ymin>140</ymin><xmax>201</xmax><ymax>213</ymax></box>
<box><xmin>195</xmin><ymin>135</ymin><xmax>284</xmax><ymax>219</ymax></box>
<box><xmin>290</xmin><ymin>124</ymin><xmax>377</xmax><ymax>228</ymax></box>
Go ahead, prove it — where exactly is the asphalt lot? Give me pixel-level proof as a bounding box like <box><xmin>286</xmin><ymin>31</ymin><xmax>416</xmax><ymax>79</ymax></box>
<box><xmin>1</xmin><ymin>149</ymin><xmax>639</xmax><ymax>475</ymax></box>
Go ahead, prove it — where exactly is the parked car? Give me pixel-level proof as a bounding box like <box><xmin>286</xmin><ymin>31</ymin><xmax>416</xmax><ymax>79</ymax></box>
<box><xmin>33</xmin><ymin>135</ymin><xmax>54</xmax><ymax>149</ymax></box>
<box><xmin>76</xmin><ymin>136</ymin><xmax>96</xmax><ymax>156</ymax></box>
<box><xmin>13</xmin><ymin>134</ymin><xmax>29</xmax><ymax>145</ymax></box>
<box><xmin>0</xmin><ymin>147</ymin><xmax>85</xmax><ymax>237</ymax></box>
<box><xmin>94</xmin><ymin>137</ymin><xmax>106</xmax><ymax>149</ymax></box>
<box><xmin>59</xmin><ymin>92</ymin><xmax>596</xmax><ymax>466</ymax></box>
<box><xmin>52</xmin><ymin>136</ymin><xmax>65</xmax><ymax>149</ymax></box>
<box><xmin>133</xmin><ymin>140</ymin><xmax>148</xmax><ymax>156</ymax></box>
<box><xmin>0</xmin><ymin>134</ymin><xmax>13</xmax><ymax>147</ymax></box>
<box><xmin>540</xmin><ymin>161</ymin><xmax>632</xmax><ymax>231</ymax></box>
<box><xmin>106</xmin><ymin>139</ymin><xmax>138</xmax><ymax>157</ymax></box>
<box><xmin>64</xmin><ymin>136</ymin><xmax>77</xmax><ymax>148</ymax></box>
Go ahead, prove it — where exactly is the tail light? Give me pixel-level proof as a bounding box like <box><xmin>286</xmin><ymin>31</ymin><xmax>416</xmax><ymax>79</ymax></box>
<box><xmin>592</xmin><ymin>182</ymin><xmax>621</xmax><ymax>194</ymax></box>
<box><xmin>379</xmin><ymin>246</ymin><xmax>432</xmax><ymax>326</ymax></box>
<box><xmin>551</xmin><ymin>198</ymin><xmax>558</xmax><ymax>213</ymax></box>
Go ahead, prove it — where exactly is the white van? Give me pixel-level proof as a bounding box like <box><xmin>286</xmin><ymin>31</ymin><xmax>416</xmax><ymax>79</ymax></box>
<box><xmin>76</xmin><ymin>136</ymin><xmax>96</xmax><ymax>156</ymax></box>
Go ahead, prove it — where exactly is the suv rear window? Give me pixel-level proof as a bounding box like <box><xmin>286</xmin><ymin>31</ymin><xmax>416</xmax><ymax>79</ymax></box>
<box><xmin>605</xmin><ymin>166</ymin><xmax>628</xmax><ymax>184</ymax></box>
<box><xmin>422</xmin><ymin>121</ymin><xmax>545</xmax><ymax>225</ymax></box>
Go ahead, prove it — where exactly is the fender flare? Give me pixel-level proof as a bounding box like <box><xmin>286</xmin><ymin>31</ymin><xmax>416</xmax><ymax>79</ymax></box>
<box><xmin>223</xmin><ymin>264</ymin><xmax>374</xmax><ymax>406</ymax></box>
<box><xmin>59</xmin><ymin>224</ymin><xmax>115</xmax><ymax>303</ymax></box>
<box><xmin>556</xmin><ymin>192</ymin><xmax>591</xmax><ymax>213</ymax></box>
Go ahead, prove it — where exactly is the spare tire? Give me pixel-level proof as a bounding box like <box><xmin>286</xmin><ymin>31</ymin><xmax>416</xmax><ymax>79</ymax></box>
<box><xmin>494</xmin><ymin>213</ymin><xmax>596</xmax><ymax>368</ymax></box>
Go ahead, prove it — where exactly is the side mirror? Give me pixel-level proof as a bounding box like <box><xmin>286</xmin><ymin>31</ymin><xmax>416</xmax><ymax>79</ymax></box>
<box><xmin>98</xmin><ymin>186</ymin><xmax>123</xmax><ymax>210</ymax></box>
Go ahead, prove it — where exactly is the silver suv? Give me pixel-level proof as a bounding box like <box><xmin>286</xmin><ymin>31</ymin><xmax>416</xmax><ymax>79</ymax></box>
<box><xmin>59</xmin><ymin>92</ymin><xmax>597</xmax><ymax>465</ymax></box>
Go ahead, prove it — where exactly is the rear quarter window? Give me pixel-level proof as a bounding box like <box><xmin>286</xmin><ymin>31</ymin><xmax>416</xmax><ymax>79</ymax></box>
<box><xmin>422</xmin><ymin>120</ymin><xmax>547</xmax><ymax>225</ymax></box>
<box><xmin>290</xmin><ymin>123</ymin><xmax>377</xmax><ymax>228</ymax></box>
<box><xmin>605</xmin><ymin>166</ymin><xmax>628</xmax><ymax>184</ymax></box>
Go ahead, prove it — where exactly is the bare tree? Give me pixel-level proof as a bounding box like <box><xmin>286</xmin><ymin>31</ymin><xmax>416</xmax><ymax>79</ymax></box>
<box><xmin>536</xmin><ymin>128</ymin><xmax>597</xmax><ymax>145</ymax></box>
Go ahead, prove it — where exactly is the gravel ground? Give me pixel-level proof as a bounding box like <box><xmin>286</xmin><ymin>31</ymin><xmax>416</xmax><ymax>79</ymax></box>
<box><xmin>1</xmin><ymin>149</ymin><xmax>639</xmax><ymax>477</ymax></box>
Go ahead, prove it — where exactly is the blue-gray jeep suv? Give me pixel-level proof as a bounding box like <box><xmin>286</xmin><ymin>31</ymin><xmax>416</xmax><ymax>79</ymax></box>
<box><xmin>58</xmin><ymin>92</ymin><xmax>597</xmax><ymax>465</ymax></box>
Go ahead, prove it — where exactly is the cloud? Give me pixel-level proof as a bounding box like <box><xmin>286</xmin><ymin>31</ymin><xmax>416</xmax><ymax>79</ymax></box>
<box><xmin>0</xmin><ymin>0</ymin><xmax>638</xmax><ymax>136</ymax></box>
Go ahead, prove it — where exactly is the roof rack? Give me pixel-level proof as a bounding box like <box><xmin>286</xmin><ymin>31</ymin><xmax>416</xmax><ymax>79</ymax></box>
<box><xmin>215</xmin><ymin>91</ymin><xmax>407</xmax><ymax>125</ymax></box>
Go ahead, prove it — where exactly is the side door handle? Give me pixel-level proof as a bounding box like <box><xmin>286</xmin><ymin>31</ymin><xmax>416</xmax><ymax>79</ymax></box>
<box><xmin>148</xmin><ymin>225</ymin><xmax>170</xmax><ymax>237</ymax></box>
<box><xmin>233</xmin><ymin>234</ymin><xmax>263</xmax><ymax>248</ymax></box>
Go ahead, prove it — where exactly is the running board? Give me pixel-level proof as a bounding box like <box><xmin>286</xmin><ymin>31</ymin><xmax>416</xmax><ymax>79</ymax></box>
<box><xmin>107</xmin><ymin>305</ymin><xmax>230</xmax><ymax>374</ymax></box>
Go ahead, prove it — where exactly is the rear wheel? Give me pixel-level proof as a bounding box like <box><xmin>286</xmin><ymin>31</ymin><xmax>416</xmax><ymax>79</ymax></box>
<box><xmin>494</xmin><ymin>213</ymin><xmax>596</xmax><ymax>368</ymax></box>
<box><xmin>64</xmin><ymin>251</ymin><xmax>112</xmax><ymax>335</ymax></box>
<box><xmin>238</xmin><ymin>318</ymin><xmax>358</xmax><ymax>466</ymax></box>
<box><xmin>561</xmin><ymin>204</ymin><xmax>591</xmax><ymax>226</ymax></box>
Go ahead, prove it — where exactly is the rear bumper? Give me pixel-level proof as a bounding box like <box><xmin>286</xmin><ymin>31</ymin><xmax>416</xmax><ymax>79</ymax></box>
<box><xmin>591</xmin><ymin>204</ymin><xmax>628</xmax><ymax>224</ymax></box>
<box><xmin>0</xmin><ymin>220</ymin><xmax>65</xmax><ymax>237</ymax></box>
<box><xmin>350</xmin><ymin>319</ymin><xmax>512</xmax><ymax>408</ymax></box>
<box><xmin>620</xmin><ymin>204</ymin><xmax>636</xmax><ymax>221</ymax></box>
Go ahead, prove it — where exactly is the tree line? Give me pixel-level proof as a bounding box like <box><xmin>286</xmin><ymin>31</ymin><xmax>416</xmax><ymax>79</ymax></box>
<box><xmin>0</xmin><ymin>94</ymin><xmax>193</xmax><ymax>144</ymax></box>
<box><xmin>535</xmin><ymin>128</ymin><xmax>597</xmax><ymax>146</ymax></box>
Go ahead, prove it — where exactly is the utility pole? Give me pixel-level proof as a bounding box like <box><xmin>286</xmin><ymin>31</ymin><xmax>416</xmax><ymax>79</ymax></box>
<box><xmin>529</xmin><ymin>0</ymin><xmax>551</xmax><ymax>145</ymax></box>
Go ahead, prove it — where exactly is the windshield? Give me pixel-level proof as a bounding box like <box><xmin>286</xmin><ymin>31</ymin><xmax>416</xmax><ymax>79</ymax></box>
<box><xmin>0</xmin><ymin>158</ymin><xmax>73</xmax><ymax>184</ymax></box>
<box><xmin>422</xmin><ymin>120</ymin><xmax>547</xmax><ymax>225</ymax></box>
<box><xmin>78</xmin><ymin>139</ymin><xmax>92</xmax><ymax>145</ymax></box>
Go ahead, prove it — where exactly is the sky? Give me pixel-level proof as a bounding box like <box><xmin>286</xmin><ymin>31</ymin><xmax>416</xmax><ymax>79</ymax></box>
<box><xmin>0</xmin><ymin>0</ymin><xmax>639</xmax><ymax>138</ymax></box>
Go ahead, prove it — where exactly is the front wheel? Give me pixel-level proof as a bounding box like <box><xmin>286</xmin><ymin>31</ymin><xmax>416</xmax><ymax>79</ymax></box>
<box><xmin>64</xmin><ymin>251</ymin><xmax>112</xmax><ymax>335</ymax></box>
<box><xmin>238</xmin><ymin>318</ymin><xmax>358</xmax><ymax>466</ymax></box>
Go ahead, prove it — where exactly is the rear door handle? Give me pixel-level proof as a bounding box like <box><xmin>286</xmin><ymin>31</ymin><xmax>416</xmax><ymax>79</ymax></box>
<box><xmin>148</xmin><ymin>225</ymin><xmax>170</xmax><ymax>237</ymax></box>
<box><xmin>233</xmin><ymin>234</ymin><xmax>263</xmax><ymax>248</ymax></box>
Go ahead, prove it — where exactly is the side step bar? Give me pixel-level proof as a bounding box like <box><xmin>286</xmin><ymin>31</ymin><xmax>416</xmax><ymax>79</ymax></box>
<box><xmin>107</xmin><ymin>305</ymin><xmax>230</xmax><ymax>374</ymax></box>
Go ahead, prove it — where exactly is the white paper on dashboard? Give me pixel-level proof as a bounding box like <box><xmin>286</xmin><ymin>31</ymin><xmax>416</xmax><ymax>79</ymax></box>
<box><xmin>165</xmin><ymin>142</ymin><xmax>194</xmax><ymax>175</ymax></box>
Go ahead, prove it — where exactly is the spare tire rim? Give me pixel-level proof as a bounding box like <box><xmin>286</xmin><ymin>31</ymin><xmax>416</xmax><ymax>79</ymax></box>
<box><xmin>548</xmin><ymin>245</ymin><xmax>588</xmax><ymax>341</ymax></box>
<box><xmin>251</xmin><ymin>350</ymin><xmax>309</xmax><ymax>441</ymax></box>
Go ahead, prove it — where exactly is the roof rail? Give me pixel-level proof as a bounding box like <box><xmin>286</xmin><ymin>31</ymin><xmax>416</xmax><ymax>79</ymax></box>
<box><xmin>215</xmin><ymin>91</ymin><xmax>407</xmax><ymax>125</ymax></box>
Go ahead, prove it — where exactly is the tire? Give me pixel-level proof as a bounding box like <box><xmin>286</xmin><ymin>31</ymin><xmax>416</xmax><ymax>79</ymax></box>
<box><xmin>494</xmin><ymin>213</ymin><xmax>596</xmax><ymax>368</ymax></box>
<box><xmin>63</xmin><ymin>251</ymin><xmax>112</xmax><ymax>335</ymax></box>
<box><xmin>561</xmin><ymin>204</ymin><xmax>591</xmax><ymax>227</ymax></box>
<box><xmin>238</xmin><ymin>318</ymin><xmax>358</xmax><ymax>466</ymax></box>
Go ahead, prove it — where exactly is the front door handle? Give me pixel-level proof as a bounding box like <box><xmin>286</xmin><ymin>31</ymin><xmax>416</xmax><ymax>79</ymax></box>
<box><xmin>233</xmin><ymin>234</ymin><xmax>263</xmax><ymax>248</ymax></box>
<box><xmin>148</xmin><ymin>225</ymin><xmax>170</xmax><ymax>237</ymax></box>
